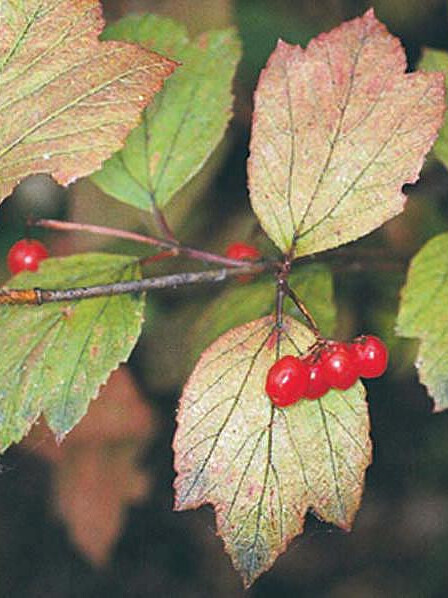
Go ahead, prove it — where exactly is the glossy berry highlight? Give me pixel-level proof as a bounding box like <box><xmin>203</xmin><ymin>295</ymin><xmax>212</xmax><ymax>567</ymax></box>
<box><xmin>351</xmin><ymin>335</ymin><xmax>388</xmax><ymax>378</ymax></box>
<box><xmin>303</xmin><ymin>355</ymin><xmax>330</xmax><ymax>400</ymax></box>
<box><xmin>7</xmin><ymin>239</ymin><xmax>49</xmax><ymax>275</ymax></box>
<box><xmin>321</xmin><ymin>342</ymin><xmax>360</xmax><ymax>390</ymax></box>
<box><xmin>265</xmin><ymin>355</ymin><xmax>308</xmax><ymax>407</ymax></box>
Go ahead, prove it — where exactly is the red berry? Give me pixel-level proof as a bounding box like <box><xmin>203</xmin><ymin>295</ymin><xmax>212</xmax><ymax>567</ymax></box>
<box><xmin>321</xmin><ymin>342</ymin><xmax>359</xmax><ymax>390</ymax></box>
<box><xmin>303</xmin><ymin>355</ymin><xmax>330</xmax><ymax>400</ymax></box>
<box><xmin>225</xmin><ymin>242</ymin><xmax>261</xmax><ymax>261</ymax></box>
<box><xmin>7</xmin><ymin>239</ymin><xmax>49</xmax><ymax>274</ymax></box>
<box><xmin>265</xmin><ymin>355</ymin><xmax>308</xmax><ymax>407</ymax></box>
<box><xmin>225</xmin><ymin>242</ymin><xmax>261</xmax><ymax>283</ymax></box>
<box><xmin>351</xmin><ymin>335</ymin><xmax>388</xmax><ymax>378</ymax></box>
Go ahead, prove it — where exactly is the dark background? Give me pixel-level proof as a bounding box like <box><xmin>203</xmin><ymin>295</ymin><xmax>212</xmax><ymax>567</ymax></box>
<box><xmin>1</xmin><ymin>0</ymin><xmax>448</xmax><ymax>596</ymax></box>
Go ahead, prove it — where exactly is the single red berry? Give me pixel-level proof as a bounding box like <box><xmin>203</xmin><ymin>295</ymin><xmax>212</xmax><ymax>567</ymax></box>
<box><xmin>321</xmin><ymin>342</ymin><xmax>359</xmax><ymax>390</ymax></box>
<box><xmin>225</xmin><ymin>242</ymin><xmax>261</xmax><ymax>283</ymax></box>
<box><xmin>7</xmin><ymin>239</ymin><xmax>49</xmax><ymax>275</ymax></box>
<box><xmin>303</xmin><ymin>355</ymin><xmax>330</xmax><ymax>400</ymax></box>
<box><xmin>351</xmin><ymin>335</ymin><xmax>388</xmax><ymax>378</ymax></box>
<box><xmin>225</xmin><ymin>242</ymin><xmax>261</xmax><ymax>261</ymax></box>
<box><xmin>265</xmin><ymin>355</ymin><xmax>308</xmax><ymax>407</ymax></box>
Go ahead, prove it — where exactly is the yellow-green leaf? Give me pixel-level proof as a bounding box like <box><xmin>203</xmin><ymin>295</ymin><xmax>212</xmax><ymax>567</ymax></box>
<box><xmin>173</xmin><ymin>316</ymin><xmax>371</xmax><ymax>586</ymax></box>
<box><xmin>92</xmin><ymin>14</ymin><xmax>241</xmax><ymax>210</ymax></box>
<box><xmin>0</xmin><ymin>253</ymin><xmax>144</xmax><ymax>450</ymax></box>
<box><xmin>397</xmin><ymin>232</ymin><xmax>448</xmax><ymax>411</ymax></box>
<box><xmin>248</xmin><ymin>10</ymin><xmax>445</xmax><ymax>258</ymax></box>
<box><xmin>419</xmin><ymin>48</ymin><xmax>448</xmax><ymax>168</ymax></box>
<box><xmin>0</xmin><ymin>0</ymin><xmax>176</xmax><ymax>202</ymax></box>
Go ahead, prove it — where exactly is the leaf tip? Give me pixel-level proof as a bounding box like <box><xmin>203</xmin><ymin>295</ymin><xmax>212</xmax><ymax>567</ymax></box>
<box><xmin>275</xmin><ymin>38</ymin><xmax>295</xmax><ymax>52</ymax></box>
<box><xmin>55</xmin><ymin>430</ymin><xmax>67</xmax><ymax>446</ymax></box>
<box><xmin>360</xmin><ymin>7</ymin><xmax>385</xmax><ymax>30</ymax></box>
<box><xmin>362</xmin><ymin>7</ymin><xmax>377</xmax><ymax>21</ymax></box>
<box><xmin>337</xmin><ymin>516</ymin><xmax>355</xmax><ymax>533</ymax></box>
<box><xmin>231</xmin><ymin>537</ymin><xmax>272</xmax><ymax>588</ymax></box>
<box><xmin>428</xmin><ymin>376</ymin><xmax>448</xmax><ymax>413</ymax></box>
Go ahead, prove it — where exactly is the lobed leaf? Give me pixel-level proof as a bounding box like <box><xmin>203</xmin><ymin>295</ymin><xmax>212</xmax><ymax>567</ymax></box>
<box><xmin>0</xmin><ymin>253</ymin><xmax>144</xmax><ymax>451</ymax></box>
<box><xmin>0</xmin><ymin>0</ymin><xmax>176</xmax><ymax>202</ymax></box>
<box><xmin>419</xmin><ymin>48</ymin><xmax>448</xmax><ymax>168</ymax></box>
<box><xmin>91</xmin><ymin>14</ymin><xmax>241</xmax><ymax>210</ymax></box>
<box><xmin>248</xmin><ymin>9</ymin><xmax>445</xmax><ymax>259</ymax></box>
<box><xmin>397</xmin><ymin>232</ymin><xmax>448</xmax><ymax>411</ymax></box>
<box><xmin>173</xmin><ymin>316</ymin><xmax>371</xmax><ymax>586</ymax></box>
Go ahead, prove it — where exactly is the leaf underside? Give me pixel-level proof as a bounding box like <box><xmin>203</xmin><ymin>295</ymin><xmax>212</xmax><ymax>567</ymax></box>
<box><xmin>0</xmin><ymin>253</ymin><xmax>144</xmax><ymax>451</ymax></box>
<box><xmin>91</xmin><ymin>14</ymin><xmax>241</xmax><ymax>210</ymax></box>
<box><xmin>0</xmin><ymin>0</ymin><xmax>176</xmax><ymax>203</ymax></box>
<box><xmin>397</xmin><ymin>232</ymin><xmax>448</xmax><ymax>411</ymax></box>
<box><xmin>173</xmin><ymin>316</ymin><xmax>371</xmax><ymax>586</ymax></box>
<box><xmin>248</xmin><ymin>9</ymin><xmax>445</xmax><ymax>259</ymax></box>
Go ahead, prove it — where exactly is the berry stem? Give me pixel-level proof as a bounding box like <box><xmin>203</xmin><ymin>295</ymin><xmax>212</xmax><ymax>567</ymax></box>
<box><xmin>275</xmin><ymin>280</ymin><xmax>285</xmax><ymax>330</ymax></box>
<box><xmin>274</xmin><ymin>280</ymin><xmax>287</xmax><ymax>358</ymax></box>
<box><xmin>284</xmin><ymin>282</ymin><xmax>322</xmax><ymax>340</ymax></box>
<box><xmin>32</xmin><ymin>218</ymin><xmax>267</xmax><ymax>269</ymax></box>
<box><xmin>139</xmin><ymin>249</ymin><xmax>178</xmax><ymax>266</ymax></box>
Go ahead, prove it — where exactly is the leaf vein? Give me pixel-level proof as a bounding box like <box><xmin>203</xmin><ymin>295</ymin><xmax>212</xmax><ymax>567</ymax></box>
<box><xmin>180</xmin><ymin>332</ymin><xmax>270</xmax><ymax>503</ymax></box>
<box><xmin>318</xmin><ymin>401</ymin><xmax>346</xmax><ymax>520</ymax></box>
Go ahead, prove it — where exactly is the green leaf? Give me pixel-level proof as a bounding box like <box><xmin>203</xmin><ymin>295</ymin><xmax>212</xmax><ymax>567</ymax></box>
<box><xmin>248</xmin><ymin>10</ymin><xmax>445</xmax><ymax>258</ymax></box>
<box><xmin>0</xmin><ymin>0</ymin><xmax>176</xmax><ymax>204</ymax></box>
<box><xmin>189</xmin><ymin>264</ymin><xmax>336</xmax><ymax>364</ymax></box>
<box><xmin>397</xmin><ymin>233</ymin><xmax>448</xmax><ymax>411</ymax></box>
<box><xmin>173</xmin><ymin>316</ymin><xmax>371</xmax><ymax>586</ymax></box>
<box><xmin>91</xmin><ymin>14</ymin><xmax>241</xmax><ymax>210</ymax></box>
<box><xmin>0</xmin><ymin>253</ymin><xmax>144</xmax><ymax>450</ymax></box>
<box><xmin>419</xmin><ymin>48</ymin><xmax>448</xmax><ymax>169</ymax></box>
<box><xmin>100</xmin><ymin>13</ymin><xmax>189</xmax><ymax>53</ymax></box>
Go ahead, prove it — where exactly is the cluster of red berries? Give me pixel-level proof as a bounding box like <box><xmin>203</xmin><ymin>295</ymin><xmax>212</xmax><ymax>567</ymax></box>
<box><xmin>7</xmin><ymin>239</ymin><xmax>49</xmax><ymax>275</ymax></box>
<box><xmin>265</xmin><ymin>336</ymin><xmax>388</xmax><ymax>407</ymax></box>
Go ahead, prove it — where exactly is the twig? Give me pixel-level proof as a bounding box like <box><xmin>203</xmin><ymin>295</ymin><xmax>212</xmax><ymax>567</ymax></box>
<box><xmin>32</xmin><ymin>218</ymin><xmax>264</xmax><ymax>269</ymax></box>
<box><xmin>0</xmin><ymin>263</ymin><xmax>268</xmax><ymax>306</ymax></box>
